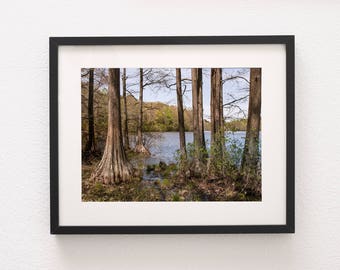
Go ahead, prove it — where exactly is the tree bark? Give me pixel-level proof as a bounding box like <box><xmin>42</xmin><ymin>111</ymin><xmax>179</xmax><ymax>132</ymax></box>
<box><xmin>135</xmin><ymin>68</ymin><xmax>150</xmax><ymax>155</ymax></box>
<box><xmin>208</xmin><ymin>68</ymin><xmax>225</xmax><ymax>176</ymax></box>
<box><xmin>191</xmin><ymin>68</ymin><xmax>206</xmax><ymax>174</ymax></box>
<box><xmin>84</xmin><ymin>68</ymin><xmax>96</xmax><ymax>160</ymax></box>
<box><xmin>176</xmin><ymin>68</ymin><xmax>187</xmax><ymax>160</ymax></box>
<box><xmin>241</xmin><ymin>68</ymin><xmax>261</xmax><ymax>172</ymax></box>
<box><xmin>210</xmin><ymin>68</ymin><xmax>224</xmax><ymax>146</ymax></box>
<box><xmin>122</xmin><ymin>68</ymin><xmax>130</xmax><ymax>150</ymax></box>
<box><xmin>91</xmin><ymin>68</ymin><xmax>132</xmax><ymax>184</ymax></box>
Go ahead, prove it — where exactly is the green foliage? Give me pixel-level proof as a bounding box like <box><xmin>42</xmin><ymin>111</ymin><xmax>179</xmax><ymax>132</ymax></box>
<box><xmin>172</xmin><ymin>193</ymin><xmax>180</xmax><ymax>201</ymax></box>
<box><xmin>240</xmin><ymin>134</ymin><xmax>261</xmax><ymax>197</ymax></box>
<box><xmin>208</xmin><ymin>132</ymin><xmax>244</xmax><ymax>177</ymax></box>
<box><xmin>226</xmin><ymin>133</ymin><xmax>244</xmax><ymax>168</ymax></box>
<box><xmin>92</xmin><ymin>182</ymin><xmax>106</xmax><ymax>197</ymax></box>
<box><xmin>161</xmin><ymin>178</ymin><xmax>171</xmax><ymax>188</ymax></box>
<box><xmin>153</xmin><ymin>107</ymin><xmax>177</xmax><ymax>131</ymax></box>
<box><xmin>82</xmin><ymin>87</ymin><xmax>108</xmax><ymax>152</ymax></box>
<box><xmin>225</xmin><ymin>119</ymin><xmax>247</xmax><ymax>131</ymax></box>
<box><xmin>185</xmin><ymin>142</ymin><xmax>209</xmax><ymax>165</ymax></box>
<box><xmin>174</xmin><ymin>149</ymin><xmax>189</xmax><ymax>175</ymax></box>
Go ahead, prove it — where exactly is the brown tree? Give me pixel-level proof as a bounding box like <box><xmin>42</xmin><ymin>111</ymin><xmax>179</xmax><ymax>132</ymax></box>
<box><xmin>191</xmin><ymin>68</ymin><xmax>206</xmax><ymax>175</ymax></box>
<box><xmin>210</xmin><ymin>68</ymin><xmax>224</xmax><ymax>146</ymax></box>
<box><xmin>135</xmin><ymin>68</ymin><xmax>151</xmax><ymax>155</ymax></box>
<box><xmin>122</xmin><ymin>68</ymin><xmax>130</xmax><ymax>150</ymax></box>
<box><xmin>176</xmin><ymin>68</ymin><xmax>187</xmax><ymax>163</ymax></box>
<box><xmin>83</xmin><ymin>68</ymin><xmax>96</xmax><ymax>160</ymax></box>
<box><xmin>209</xmin><ymin>68</ymin><xmax>225</xmax><ymax>173</ymax></box>
<box><xmin>91</xmin><ymin>68</ymin><xmax>132</xmax><ymax>184</ymax></box>
<box><xmin>241</xmin><ymin>68</ymin><xmax>261</xmax><ymax>172</ymax></box>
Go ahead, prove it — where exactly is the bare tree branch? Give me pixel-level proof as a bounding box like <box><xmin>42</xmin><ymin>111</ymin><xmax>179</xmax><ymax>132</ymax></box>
<box><xmin>222</xmin><ymin>75</ymin><xmax>250</xmax><ymax>84</ymax></box>
<box><xmin>223</xmin><ymin>95</ymin><xmax>249</xmax><ymax>107</ymax></box>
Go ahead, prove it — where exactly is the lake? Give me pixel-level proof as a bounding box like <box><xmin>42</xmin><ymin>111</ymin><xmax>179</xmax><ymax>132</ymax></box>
<box><xmin>128</xmin><ymin>131</ymin><xmax>262</xmax><ymax>181</ymax></box>
<box><xmin>140</xmin><ymin>131</ymin><xmax>247</xmax><ymax>165</ymax></box>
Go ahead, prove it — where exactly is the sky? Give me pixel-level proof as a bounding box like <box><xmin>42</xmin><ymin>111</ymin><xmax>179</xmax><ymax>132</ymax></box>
<box><xmin>82</xmin><ymin>68</ymin><xmax>251</xmax><ymax>121</ymax></box>
<box><xmin>124</xmin><ymin>68</ymin><xmax>250</xmax><ymax>121</ymax></box>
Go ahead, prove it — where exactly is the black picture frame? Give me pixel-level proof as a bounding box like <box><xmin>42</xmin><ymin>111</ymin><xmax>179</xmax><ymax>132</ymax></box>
<box><xmin>50</xmin><ymin>35</ymin><xmax>295</xmax><ymax>234</ymax></box>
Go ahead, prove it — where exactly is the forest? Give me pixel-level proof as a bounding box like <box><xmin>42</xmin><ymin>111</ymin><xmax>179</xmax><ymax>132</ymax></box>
<box><xmin>81</xmin><ymin>68</ymin><xmax>261</xmax><ymax>201</ymax></box>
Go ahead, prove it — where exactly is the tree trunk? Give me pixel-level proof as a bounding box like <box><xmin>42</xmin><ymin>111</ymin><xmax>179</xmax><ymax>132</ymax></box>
<box><xmin>191</xmin><ymin>68</ymin><xmax>206</xmax><ymax>175</ymax></box>
<box><xmin>91</xmin><ymin>68</ymin><xmax>132</xmax><ymax>184</ymax></box>
<box><xmin>135</xmin><ymin>68</ymin><xmax>150</xmax><ymax>155</ymax></box>
<box><xmin>84</xmin><ymin>68</ymin><xmax>96</xmax><ymax>160</ymax></box>
<box><xmin>176</xmin><ymin>68</ymin><xmax>187</xmax><ymax>160</ymax></box>
<box><xmin>210</xmin><ymin>68</ymin><xmax>224</xmax><ymax>145</ymax></box>
<box><xmin>241</xmin><ymin>68</ymin><xmax>261</xmax><ymax>172</ymax></box>
<box><xmin>122</xmin><ymin>68</ymin><xmax>130</xmax><ymax>150</ymax></box>
<box><xmin>209</xmin><ymin>68</ymin><xmax>225</xmax><ymax>174</ymax></box>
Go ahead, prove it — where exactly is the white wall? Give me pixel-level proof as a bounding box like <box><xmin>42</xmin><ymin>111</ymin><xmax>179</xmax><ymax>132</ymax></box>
<box><xmin>0</xmin><ymin>0</ymin><xmax>339</xmax><ymax>269</ymax></box>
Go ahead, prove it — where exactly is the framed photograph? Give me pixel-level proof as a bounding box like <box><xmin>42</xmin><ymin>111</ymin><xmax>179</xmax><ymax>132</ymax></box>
<box><xmin>50</xmin><ymin>36</ymin><xmax>294</xmax><ymax>234</ymax></box>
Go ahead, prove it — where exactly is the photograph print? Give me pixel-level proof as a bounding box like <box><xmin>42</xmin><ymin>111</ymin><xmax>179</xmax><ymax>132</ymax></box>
<box><xmin>81</xmin><ymin>67</ymin><xmax>262</xmax><ymax>202</ymax></box>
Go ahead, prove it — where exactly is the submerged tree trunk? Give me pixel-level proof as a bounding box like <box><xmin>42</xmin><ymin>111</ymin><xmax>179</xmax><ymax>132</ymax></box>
<box><xmin>191</xmin><ymin>68</ymin><xmax>206</xmax><ymax>175</ymax></box>
<box><xmin>209</xmin><ymin>68</ymin><xmax>225</xmax><ymax>174</ymax></box>
<box><xmin>122</xmin><ymin>68</ymin><xmax>130</xmax><ymax>150</ymax></box>
<box><xmin>84</xmin><ymin>68</ymin><xmax>96</xmax><ymax>160</ymax></box>
<box><xmin>91</xmin><ymin>68</ymin><xmax>132</xmax><ymax>184</ymax></box>
<box><xmin>135</xmin><ymin>68</ymin><xmax>150</xmax><ymax>155</ymax></box>
<box><xmin>241</xmin><ymin>68</ymin><xmax>261</xmax><ymax>173</ymax></box>
<box><xmin>176</xmin><ymin>68</ymin><xmax>187</xmax><ymax>160</ymax></box>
